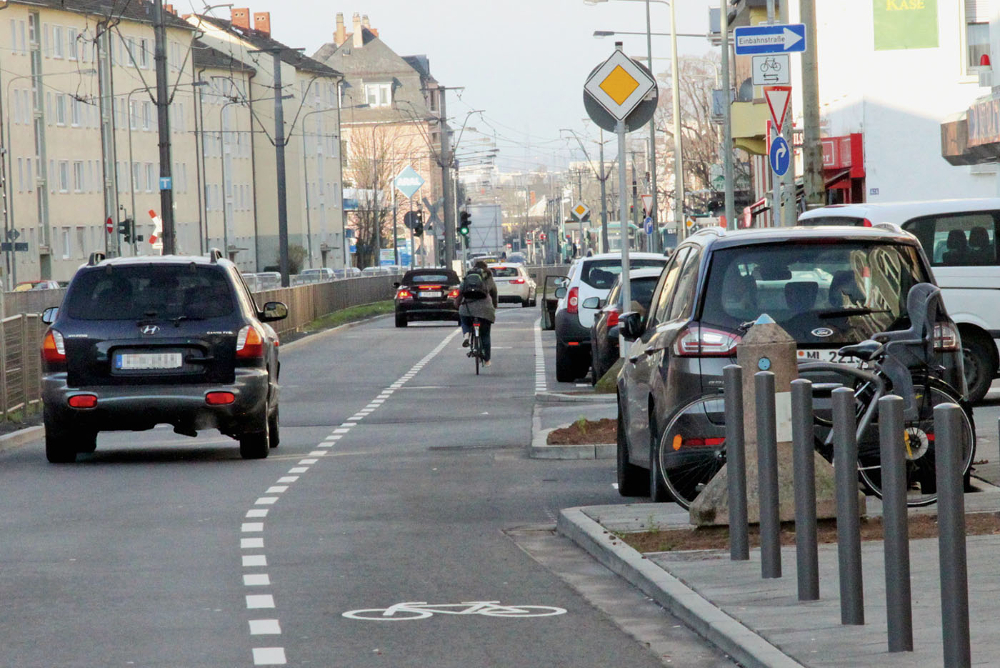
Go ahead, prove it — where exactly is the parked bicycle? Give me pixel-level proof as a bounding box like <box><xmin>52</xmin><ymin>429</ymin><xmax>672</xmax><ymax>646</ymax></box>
<box><xmin>656</xmin><ymin>283</ymin><xmax>975</xmax><ymax>509</ymax></box>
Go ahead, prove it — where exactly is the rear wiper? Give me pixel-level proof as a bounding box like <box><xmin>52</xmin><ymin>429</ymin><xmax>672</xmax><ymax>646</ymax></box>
<box><xmin>818</xmin><ymin>307</ymin><xmax>890</xmax><ymax>319</ymax></box>
<box><xmin>170</xmin><ymin>315</ymin><xmax>204</xmax><ymax>327</ymax></box>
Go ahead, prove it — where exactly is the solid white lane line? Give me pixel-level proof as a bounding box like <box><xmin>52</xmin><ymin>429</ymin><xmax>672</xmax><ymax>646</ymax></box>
<box><xmin>243</xmin><ymin>555</ymin><xmax>267</xmax><ymax>567</ymax></box>
<box><xmin>249</xmin><ymin>620</ymin><xmax>282</xmax><ymax>635</ymax></box>
<box><xmin>244</xmin><ymin>574</ymin><xmax>271</xmax><ymax>586</ymax></box>
<box><xmin>252</xmin><ymin>647</ymin><xmax>287</xmax><ymax>665</ymax></box>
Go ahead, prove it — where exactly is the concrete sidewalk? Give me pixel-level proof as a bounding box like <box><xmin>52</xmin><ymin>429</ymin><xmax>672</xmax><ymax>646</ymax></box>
<box><xmin>559</xmin><ymin>495</ymin><xmax>1000</xmax><ymax>668</ymax></box>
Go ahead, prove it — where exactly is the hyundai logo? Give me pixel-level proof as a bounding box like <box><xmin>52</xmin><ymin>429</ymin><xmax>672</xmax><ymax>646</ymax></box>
<box><xmin>140</xmin><ymin>325</ymin><xmax>159</xmax><ymax>336</ymax></box>
<box><xmin>811</xmin><ymin>327</ymin><xmax>834</xmax><ymax>338</ymax></box>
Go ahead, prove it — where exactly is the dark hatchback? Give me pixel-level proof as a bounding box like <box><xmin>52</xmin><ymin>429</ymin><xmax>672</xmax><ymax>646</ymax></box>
<box><xmin>588</xmin><ymin>267</ymin><xmax>662</xmax><ymax>384</ymax></box>
<box><xmin>615</xmin><ymin>226</ymin><xmax>965</xmax><ymax>503</ymax></box>
<box><xmin>40</xmin><ymin>252</ymin><xmax>287</xmax><ymax>463</ymax></box>
<box><xmin>394</xmin><ymin>268</ymin><xmax>461</xmax><ymax>327</ymax></box>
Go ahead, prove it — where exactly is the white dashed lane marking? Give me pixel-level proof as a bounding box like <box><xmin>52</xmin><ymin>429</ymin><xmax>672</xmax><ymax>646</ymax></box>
<box><xmin>241</xmin><ymin>327</ymin><xmax>461</xmax><ymax>665</ymax></box>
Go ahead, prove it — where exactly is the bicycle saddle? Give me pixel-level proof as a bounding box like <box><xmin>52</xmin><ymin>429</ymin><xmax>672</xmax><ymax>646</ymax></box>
<box><xmin>837</xmin><ymin>340</ymin><xmax>882</xmax><ymax>361</ymax></box>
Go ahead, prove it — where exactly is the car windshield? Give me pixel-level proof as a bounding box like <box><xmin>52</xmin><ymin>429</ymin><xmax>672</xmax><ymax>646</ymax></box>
<box><xmin>699</xmin><ymin>242</ymin><xmax>930</xmax><ymax>343</ymax></box>
<box><xmin>403</xmin><ymin>271</ymin><xmax>457</xmax><ymax>285</ymax></box>
<box><xmin>582</xmin><ymin>259</ymin><xmax>666</xmax><ymax>289</ymax></box>
<box><xmin>65</xmin><ymin>265</ymin><xmax>235</xmax><ymax>320</ymax></box>
<box><xmin>491</xmin><ymin>267</ymin><xmax>520</xmax><ymax>278</ymax></box>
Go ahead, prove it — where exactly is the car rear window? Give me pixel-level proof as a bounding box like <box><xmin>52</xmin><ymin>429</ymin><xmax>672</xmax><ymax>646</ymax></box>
<box><xmin>491</xmin><ymin>267</ymin><xmax>520</xmax><ymax>278</ymax></box>
<box><xmin>620</xmin><ymin>276</ymin><xmax>659</xmax><ymax>310</ymax></box>
<box><xmin>582</xmin><ymin>259</ymin><xmax>666</xmax><ymax>289</ymax></box>
<box><xmin>66</xmin><ymin>265</ymin><xmax>235</xmax><ymax>320</ymax></box>
<box><xmin>798</xmin><ymin>216</ymin><xmax>866</xmax><ymax>226</ymax></box>
<box><xmin>404</xmin><ymin>271</ymin><xmax>457</xmax><ymax>285</ymax></box>
<box><xmin>699</xmin><ymin>242</ymin><xmax>930</xmax><ymax>343</ymax></box>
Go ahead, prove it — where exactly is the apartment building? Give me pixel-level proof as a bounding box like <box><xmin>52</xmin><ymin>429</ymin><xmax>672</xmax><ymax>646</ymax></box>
<box><xmin>187</xmin><ymin>9</ymin><xmax>346</xmax><ymax>272</ymax></box>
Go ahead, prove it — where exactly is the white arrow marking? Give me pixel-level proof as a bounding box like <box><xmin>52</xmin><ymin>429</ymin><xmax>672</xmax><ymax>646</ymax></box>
<box><xmin>783</xmin><ymin>27</ymin><xmax>803</xmax><ymax>51</ymax></box>
<box><xmin>777</xmin><ymin>145</ymin><xmax>788</xmax><ymax>161</ymax></box>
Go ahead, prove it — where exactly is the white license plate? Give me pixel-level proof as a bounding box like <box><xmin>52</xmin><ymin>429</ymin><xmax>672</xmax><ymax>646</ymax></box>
<box><xmin>419</xmin><ymin>291</ymin><xmax>442</xmax><ymax>298</ymax></box>
<box><xmin>116</xmin><ymin>352</ymin><xmax>183</xmax><ymax>370</ymax></box>
<box><xmin>797</xmin><ymin>349</ymin><xmax>848</xmax><ymax>363</ymax></box>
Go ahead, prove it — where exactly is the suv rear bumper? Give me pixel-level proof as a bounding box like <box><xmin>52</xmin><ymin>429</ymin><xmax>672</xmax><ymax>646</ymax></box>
<box><xmin>555</xmin><ymin>309</ymin><xmax>590</xmax><ymax>347</ymax></box>
<box><xmin>42</xmin><ymin>368</ymin><xmax>271</xmax><ymax>436</ymax></box>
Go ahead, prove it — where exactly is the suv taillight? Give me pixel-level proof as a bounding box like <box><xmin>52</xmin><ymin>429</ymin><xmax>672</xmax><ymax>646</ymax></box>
<box><xmin>934</xmin><ymin>322</ymin><xmax>960</xmax><ymax>352</ymax></box>
<box><xmin>673</xmin><ymin>325</ymin><xmax>741</xmax><ymax>357</ymax></box>
<box><xmin>567</xmin><ymin>287</ymin><xmax>579</xmax><ymax>314</ymax></box>
<box><xmin>42</xmin><ymin>330</ymin><xmax>66</xmax><ymax>364</ymax></box>
<box><xmin>236</xmin><ymin>325</ymin><xmax>265</xmax><ymax>359</ymax></box>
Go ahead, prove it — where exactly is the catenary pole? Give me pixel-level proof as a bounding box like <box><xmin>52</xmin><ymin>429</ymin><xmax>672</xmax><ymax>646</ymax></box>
<box><xmin>721</xmin><ymin>0</ymin><xmax>736</xmax><ymax>230</ymax></box>
<box><xmin>153</xmin><ymin>0</ymin><xmax>175</xmax><ymax>254</ymax></box>
<box><xmin>800</xmin><ymin>0</ymin><xmax>825</xmax><ymax>208</ymax></box>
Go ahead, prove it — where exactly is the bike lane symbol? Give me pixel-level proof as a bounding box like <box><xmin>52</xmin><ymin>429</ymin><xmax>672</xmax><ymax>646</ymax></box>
<box><xmin>343</xmin><ymin>601</ymin><xmax>568</xmax><ymax>621</ymax></box>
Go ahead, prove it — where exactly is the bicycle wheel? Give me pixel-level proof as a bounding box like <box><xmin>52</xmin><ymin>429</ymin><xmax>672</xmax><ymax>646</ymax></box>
<box><xmin>658</xmin><ymin>394</ymin><xmax>727</xmax><ymax>509</ymax></box>
<box><xmin>474</xmin><ymin>335</ymin><xmax>480</xmax><ymax>375</ymax></box>
<box><xmin>342</xmin><ymin>607</ymin><xmax>433</xmax><ymax>620</ymax></box>
<box><xmin>480</xmin><ymin>605</ymin><xmax>568</xmax><ymax>618</ymax></box>
<box><xmin>857</xmin><ymin>379</ymin><xmax>975</xmax><ymax>507</ymax></box>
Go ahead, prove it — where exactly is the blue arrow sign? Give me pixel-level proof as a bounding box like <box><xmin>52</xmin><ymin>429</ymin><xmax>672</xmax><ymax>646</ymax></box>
<box><xmin>734</xmin><ymin>24</ymin><xmax>806</xmax><ymax>56</ymax></box>
<box><xmin>644</xmin><ymin>216</ymin><xmax>654</xmax><ymax>235</ymax></box>
<box><xmin>769</xmin><ymin>136</ymin><xmax>791</xmax><ymax>177</ymax></box>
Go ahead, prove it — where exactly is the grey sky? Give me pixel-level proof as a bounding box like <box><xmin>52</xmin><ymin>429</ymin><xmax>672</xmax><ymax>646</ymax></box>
<box><xmin>192</xmin><ymin>0</ymin><xmax>716</xmax><ymax>170</ymax></box>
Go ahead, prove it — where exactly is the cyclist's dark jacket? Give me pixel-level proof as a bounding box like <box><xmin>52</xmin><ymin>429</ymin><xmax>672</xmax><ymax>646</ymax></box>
<box><xmin>458</xmin><ymin>269</ymin><xmax>498</xmax><ymax>323</ymax></box>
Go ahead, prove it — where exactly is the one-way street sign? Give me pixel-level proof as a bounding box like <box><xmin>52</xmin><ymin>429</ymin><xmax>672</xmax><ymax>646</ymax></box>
<box><xmin>734</xmin><ymin>24</ymin><xmax>806</xmax><ymax>56</ymax></box>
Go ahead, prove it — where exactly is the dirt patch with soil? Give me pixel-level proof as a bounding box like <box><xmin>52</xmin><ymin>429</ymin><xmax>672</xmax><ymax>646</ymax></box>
<box><xmin>547</xmin><ymin>418</ymin><xmax>616</xmax><ymax>445</ymax></box>
<box><xmin>621</xmin><ymin>512</ymin><xmax>1000</xmax><ymax>553</ymax></box>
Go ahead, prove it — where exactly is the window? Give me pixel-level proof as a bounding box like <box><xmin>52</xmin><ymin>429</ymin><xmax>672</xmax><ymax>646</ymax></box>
<box><xmin>133</xmin><ymin>162</ymin><xmax>142</xmax><ymax>192</ymax></box>
<box><xmin>55</xmin><ymin>94</ymin><xmax>66</xmax><ymax>125</ymax></box>
<box><xmin>58</xmin><ymin>161</ymin><xmax>69</xmax><ymax>192</ymax></box>
<box><xmin>129</xmin><ymin>100</ymin><xmax>137</xmax><ymax>130</ymax></box>
<box><xmin>650</xmin><ymin>248</ymin><xmax>687</xmax><ymax>325</ymax></box>
<box><xmin>67</xmin><ymin>28</ymin><xmax>78</xmax><ymax>60</ymax></box>
<box><xmin>52</xmin><ymin>26</ymin><xmax>63</xmax><ymax>58</ymax></box>
<box><xmin>146</xmin><ymin>163</ymin><xmax>155</xmax><ymax>192</ymax></box>
<box><xmin>965</xmin><ymin>0</ymin><xmax>991</xmax><ymax>73</ymax></box>
<box><xmin>62</xmin><ymin>227</ymin><xmax>70</xmax><ymax>259</ymax></box>
<box><xmin>139</xmin><ymin>38</ymin><xmax>149</xmax><ymax>68</ymax></box>
<box><xmin>77</xmin><ymin>227</ymin><xmax>85</xmax><ymax>259</ymax></box>
<box><xmin>364</xmin><ymin>82</ymin><xmax>392</xmax><ymax>108</ymax></box>
<box><xmin>71</xmin><ymin>97</ymin><xmax>81</xmax><ymax>126</ymax></box>
<box><xmin>668</xmin><ymin>249</ymin><xmax>702</xmax><ymax>321</ymax></box>
<box><xmin>904</xmin><ymin>212</ymin><xmax>999</xmax><ymax>267</ymax></box>
<box><xmin>73</xmin><ymin>160</ymin><xmax>84</xmax><ymax>192</ymax></box>
<box><xmin>142</xmin><ymin>101</ymin><xmax>151</xmax><ymax>131</ymax></box>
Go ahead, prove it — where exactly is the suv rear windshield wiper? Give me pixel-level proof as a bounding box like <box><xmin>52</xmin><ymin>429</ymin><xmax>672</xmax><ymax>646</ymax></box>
<box><xmin>171</xmin><ymin>315</ymin><xmax>205</xmax><ymax>326</ymax></box>
<box><xmin>818</xmin><ymin>307</ymin><xmax>890</xmax><ymax>319</ymax></box>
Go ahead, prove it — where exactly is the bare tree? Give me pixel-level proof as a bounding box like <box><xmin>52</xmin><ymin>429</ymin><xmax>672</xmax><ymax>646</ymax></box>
<box><xmin>346</xmin><ymin>125</ymin><xmax>421</xmax><ymax>267</ymax></box>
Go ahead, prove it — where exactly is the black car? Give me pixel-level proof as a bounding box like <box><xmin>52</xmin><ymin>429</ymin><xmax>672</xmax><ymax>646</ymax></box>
<box><xmin>588</xmin><ymin>267</ymin><xmax>663</xmax><ymax>384</ymax></box>
<box><xmin>40</xmin><ymin>251</ymin><xmax>287</xmax><ymax>463</ymax></box>
<box><xmin>394</xmin><ymin>268</ymin><xmax>461</xmax><ymax>327</ymax></box>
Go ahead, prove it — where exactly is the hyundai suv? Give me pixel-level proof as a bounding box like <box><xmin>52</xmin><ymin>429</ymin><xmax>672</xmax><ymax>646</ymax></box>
<box><xmin>616</xmin><ymin>226</ymin><xmax>966</xmax><ymax>502</ymax></box>
<box><xmin>40</xmin><ymin>251</ymin><xmax>287</xmax><ymax>463</ymax></box>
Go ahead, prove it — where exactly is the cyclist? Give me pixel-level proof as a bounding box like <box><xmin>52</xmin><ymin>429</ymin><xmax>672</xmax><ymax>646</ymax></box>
<box><xmin>458</xmin><ymin>260</ymin><xmax>499</xmax><ymax>366</ymax></box>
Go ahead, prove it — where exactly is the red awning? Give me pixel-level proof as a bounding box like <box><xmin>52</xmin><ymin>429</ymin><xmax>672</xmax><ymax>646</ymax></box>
<box><xmin>825</xmin><ymin>169</ymin><xmax>852</xmax><ymax>189</ymax></box>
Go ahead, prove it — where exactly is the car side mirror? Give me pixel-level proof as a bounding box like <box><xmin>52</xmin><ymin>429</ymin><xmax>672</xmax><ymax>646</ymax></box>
<box><xmin>555</xmin><ymin>277</ymin><xmax>569</xmax><ymax>287</ymax></box>
<box><xmin>581</xmin><ymin>296</ymin><xmax>600</xmax><ymax>309</ymax></box>
<box><xmin>41</xmin><ymin>307</ymin><xmax>59</xmax><ymax>324</ymax></box>
<box><xmin>619</xmin><ymin>312</ymin><xmax>643</xmax><ymax>341</ymax></box>
<box><xmin>393</xmin><ymin>282</ymin><xmax>400</xmax><ymax>288</ymax></box>
<box><xmin>260</xmin><ymin>301</ymin><xmax>288</xmax><ymax>322</ymax></box>
<box><xmin>555</xmin><ymin>287</ymin><xmax>567</xmax><ymax>299</ymax></box>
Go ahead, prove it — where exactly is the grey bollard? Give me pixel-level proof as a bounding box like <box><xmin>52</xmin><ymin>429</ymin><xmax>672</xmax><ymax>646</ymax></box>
<box><xmin>832</xmin><ymin>387</ymin><xmax>864</xmax><ymax>625</ymax></box>
<box><xmin>791</xmin><ymin>379</ymin><xmax>818</xmax><ymax>601</ymax></box>
<box><xmin>936</xmin><ymin>403</ymin><xmax>971</xmax><ymax>668</ymax></box>
<box><xmin>755</xmin><ymin>371</ymin><xmax>780</xmax><ymax>579</ymax></box>
<box><xmin>725</xmin><ymin>365</ymin><xmax>749</xmax><ymax>561</ymax></box>
<box><xmin>878</xmin><ymin>395</ymin><xmax>912</xmax><ymax>652</ymax></box>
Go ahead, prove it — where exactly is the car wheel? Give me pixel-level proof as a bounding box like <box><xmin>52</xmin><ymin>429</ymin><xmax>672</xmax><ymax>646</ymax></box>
<box><xmin>961</xmin><ymin>330</ymin><xmax>995</xmax><ymax>404</ymax></box>
<box><xmin>240</xmin><ymin>403</ymin><xmax>270</xmax><ymax>460</ymax></box>
<box><xmin>617</xmin><ymin>396</ymin><xmax>648</xmax><ymax>497</ymax></box>
<box><xmin>76</xmin><ymin>431</ymin><xmax>98</xmax><ymax>454</ymax></box>
<box><xmin>268</xmin><ymin>405</ymin><xmax>279</xmax><ymax>448</ymax></box>
<box><xmin>555</xmin><ymin>341</ymin><xmax>576</xmax><ymax>383</ymax></box>
<box><xmin>395</xmin><ymin>313</ymin><xmax>408</xmax><ymax>328</ymax></box>
<box><xmin>649</xmin><ymin>412</ymin><xmax>669</xmax><ymax>502</ymax></box>
<box><xmin>44</xmin><ymin>410</ymin><xmax>77</xmax><ymax>464</ymax></box>
<box><xmin>521</xmin><ymin>297</ymin><xmax>530</xmax><ymax>308</ymax></box>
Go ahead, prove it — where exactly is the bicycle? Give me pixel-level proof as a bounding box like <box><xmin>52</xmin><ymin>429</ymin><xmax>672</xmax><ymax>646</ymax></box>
<box><xmin>657</xmin><ymin>283</ymin><xmax>975</xmax><ymax>509</ymax></box>
<box><xmin>467</xmin><ymin>318</ymin><xmax>485</xmax><ymax>374</ymax></box>
<box><xmin>342</xmin><ymin>600</ymin><xmax>567</xmax><ymax>621</ymax></box>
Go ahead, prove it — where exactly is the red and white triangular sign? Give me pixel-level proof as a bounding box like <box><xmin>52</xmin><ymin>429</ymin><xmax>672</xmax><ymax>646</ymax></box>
<box><xmin>764</xmin><ymin>85</ymin><xmax>792</xmax><ymax>131</ymax></box>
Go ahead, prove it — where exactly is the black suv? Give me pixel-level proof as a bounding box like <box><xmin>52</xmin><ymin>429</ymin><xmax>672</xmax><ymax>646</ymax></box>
<box><xmin>40</xmin><ymin>251</ymin><xmax>288</xmax><ymax>463</ymax></box>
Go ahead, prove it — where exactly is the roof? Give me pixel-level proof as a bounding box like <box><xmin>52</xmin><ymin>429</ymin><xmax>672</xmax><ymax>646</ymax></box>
<box><xmin>798</xmin><ymin>199</ymin><xmax>1000</xmax><ymax>224</ymax></box>
<box><xmin>32</xmin><ymin>1</ymin><xmax>194</xmax><ymax>31</ymax></box>
<box><xmin>696</xmin><ymin>225</ymin><xmax>922</xmax><ymax>251</ymax></box>
<box><xmin>193</xmin><ymin>14</ymin><xmax>341</xmax><ymax>78</ymax></box>
<box><xmin>192</xmin><ymin>40</ymin><xmax>256</xmax><ymax>75</ymax></box>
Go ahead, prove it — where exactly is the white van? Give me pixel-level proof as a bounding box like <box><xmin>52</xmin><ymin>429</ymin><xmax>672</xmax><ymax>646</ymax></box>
<box><xmin>799</xmin><ymin>199</ymin><xmax>1000</xmax><ymax>402</ymax></box>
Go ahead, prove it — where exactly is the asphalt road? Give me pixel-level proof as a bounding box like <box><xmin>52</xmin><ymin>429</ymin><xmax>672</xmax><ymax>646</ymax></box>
<box><xmin>0</xmin><ymin>306</ymin><xmax>731</xmax><ymax>667</ymax></box>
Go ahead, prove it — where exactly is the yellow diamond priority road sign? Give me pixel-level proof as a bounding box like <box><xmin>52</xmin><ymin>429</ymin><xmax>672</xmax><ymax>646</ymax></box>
<box><xmin>585</xmin><ymin>49</ymin><xmax>656</xmax><ymax>122</ymax></box>
<box><xmin>570</xmin><ymin>202</ymin><xmax>591</xmax><ymax>222</ymax></box>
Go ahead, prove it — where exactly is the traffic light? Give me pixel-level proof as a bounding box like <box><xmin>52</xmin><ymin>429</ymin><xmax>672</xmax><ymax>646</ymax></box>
<box><xmin>459</xmin><ymin>211</ymin><xmax>471</xmax><ymax>236</ymax></box>
<box><xmin>413</xmin><ymin>210</ymin><xmax>424</xmax><ymax>237</ymax></box>
<box><xmin>118</xmin><ymin>218</ymin><xmax>134</xmax><ymax>242</ymax></box>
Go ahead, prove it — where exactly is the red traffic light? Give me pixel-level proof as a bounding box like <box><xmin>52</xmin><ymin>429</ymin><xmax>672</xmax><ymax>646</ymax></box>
<box><xmin>539</xmin><ymin>233</ymin><xmax>546</xmax><ymax>241</ymax></box>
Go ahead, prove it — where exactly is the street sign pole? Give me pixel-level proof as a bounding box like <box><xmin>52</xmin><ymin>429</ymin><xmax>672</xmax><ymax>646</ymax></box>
<box><xmin>617</xmin><ymin>118</ymin><xmax>631</xmax><ymax>344</ymax></box>
<box><xmin>772</xmin><ymin>122</ymin><xmax>782</xmax><ymax>227</ymax></box>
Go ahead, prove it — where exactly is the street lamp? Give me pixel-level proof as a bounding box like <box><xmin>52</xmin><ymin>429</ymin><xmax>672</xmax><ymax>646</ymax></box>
<box><xmin>586</xmin><ymin>0</ymin><xmax>684</xmax><ymax>248</ymax></box>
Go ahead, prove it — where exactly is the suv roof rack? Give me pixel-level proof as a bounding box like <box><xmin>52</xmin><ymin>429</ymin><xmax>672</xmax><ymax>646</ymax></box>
<box><xmin>87</xmin><ymin>251</ymin><xmax>106</xmax><ymax>266</ymax></box>
<box><xmin>208</xmin><ymin>248</ymin><xmax>224</xmax><ymax>263</ymax></box>
<box><xmin>873</xmin><ymin>222</ymin><xmax>904</xmax><ymax>234</ymax></box>
<box><xmin>691</xmin><ymin>227</ymin><xmax>727</xmax><ymax>238</ymax></box>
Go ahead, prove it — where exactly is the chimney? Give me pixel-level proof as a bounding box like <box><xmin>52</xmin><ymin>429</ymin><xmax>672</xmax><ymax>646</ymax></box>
<box><xmin>352</xmin><ymin>12</ymin><xmax>363</xmax><ymax>48</ymax></box>
<box><xmin>231</xmin><ymin>8</ymin><xmax>250</xmax><ymax>32</ymax></box>
<box><xmin>361</xmin><ymin>15</ymin><xmax>370</xmax><ymax>28</ymax></box>
<box><xmin>253</xmin><ymin>12</ymin><xmax>271</xmax><ymax>37</ymax></box>
<box><xmin>335</xmin><ymin>13</ymin><xmax>346</xmax><ymax>46</ymax></box>
<box><xmin>164</xmin><ymin>4</ymin><xmax>174</xmax><ymax>15</ymax></box>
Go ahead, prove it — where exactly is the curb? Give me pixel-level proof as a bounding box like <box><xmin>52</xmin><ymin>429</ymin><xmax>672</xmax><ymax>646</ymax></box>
<box><xmin>557</xmin><ymin>507</ymin><xmax>803</xmax><ymax>668</ymax></box>
<box><xmin>0</xmin><ymin>425</ymin><xmax>43</xmax><ymax>453</ymax></box>
<box><xmin>535</xmin><ymin>390</ymin><xmax>616</xmax><ymax>404</ymax></box>
<box><xmin>528</xmin><ymin>404</ymin><xmax>615</xmax><ymax>460</ymax></box>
